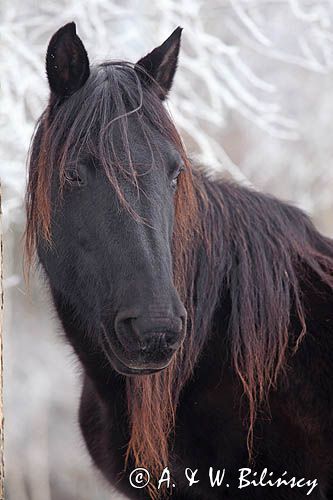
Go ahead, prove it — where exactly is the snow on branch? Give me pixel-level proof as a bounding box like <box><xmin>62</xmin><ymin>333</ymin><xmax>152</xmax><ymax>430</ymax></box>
<box><xmin>1</xmin><ymin>0</ymin><xmax>333</xmax><ymax>235</ymax></box>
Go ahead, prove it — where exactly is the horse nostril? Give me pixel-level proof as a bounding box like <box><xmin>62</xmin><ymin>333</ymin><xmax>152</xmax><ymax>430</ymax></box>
<box><xmin>114</xmin><ymin>314</ymin><xmax>138</xmax><ymax>353</ymax></box>
<box><xmin>140</xmin><ymin>330</ymin><xmax>180</xmax><ymax>354</ymax></box>
<box><xmin>165</xmin><ymin>330</ymin><xmax>181</xmax><ymax>349</ymax></box>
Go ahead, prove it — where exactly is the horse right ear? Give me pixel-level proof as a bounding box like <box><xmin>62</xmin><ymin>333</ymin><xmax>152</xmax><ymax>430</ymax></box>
<box><xmin>135</xmin><ymin>27</ymin><xmax>182</xmax><ymax>100</ymax></box>
<box><xmin>46</xmin><ymin>22</ymin><xmax>90</xmax><ymax>99</ymax></box>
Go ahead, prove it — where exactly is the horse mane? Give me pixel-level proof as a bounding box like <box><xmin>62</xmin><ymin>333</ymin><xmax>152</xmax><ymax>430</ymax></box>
<box><xmin>25</xmin><ymin>61</ymin><xmax>333</xmax><ymax>499</ymax></box>
<box><xmin>200</xmin><ymin>178</ymin><xmax>333</xmax><ymax>447</ymax></box>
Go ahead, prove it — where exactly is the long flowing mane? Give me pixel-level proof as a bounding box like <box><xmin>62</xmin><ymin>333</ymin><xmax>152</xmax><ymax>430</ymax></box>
<box><xmin>26</xmin><ymin>62</ymin><xmax>333</xmax><ymax>498</ymax></box>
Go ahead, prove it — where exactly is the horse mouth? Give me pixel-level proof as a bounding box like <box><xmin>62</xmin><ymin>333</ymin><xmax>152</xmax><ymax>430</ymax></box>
<box><xmin>100</xmin><ymin>323</ymin><xmax>173</xmax><ymax>376</ymax></box>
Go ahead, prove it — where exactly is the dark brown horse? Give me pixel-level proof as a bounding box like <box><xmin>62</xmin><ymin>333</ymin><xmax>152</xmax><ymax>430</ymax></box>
<box><xmin>26</xmin><ymin>22</ymin><xmax>333</xmax><ymax>499</ymax></box>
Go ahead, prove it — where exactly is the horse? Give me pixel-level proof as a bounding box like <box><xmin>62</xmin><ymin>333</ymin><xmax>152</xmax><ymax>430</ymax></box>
<box><xmin>25</xmin><ymin>22</ymin><xmax>333</xmax><ymax>499</ymax></box>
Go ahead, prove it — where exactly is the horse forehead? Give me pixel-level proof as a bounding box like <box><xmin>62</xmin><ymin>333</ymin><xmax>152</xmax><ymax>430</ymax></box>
<box><xmin>108</xmin><ymin>125</ymin><xmax>175</xmax><ymax>168</ymax></box>
<box><xmin>112</xmin><ymin>114</ymin><xmax>168</xmax><ymax>147</ymax></box>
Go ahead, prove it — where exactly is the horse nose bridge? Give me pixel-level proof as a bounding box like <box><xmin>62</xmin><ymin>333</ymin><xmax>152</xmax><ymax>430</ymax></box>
<box><xmin>147</xmin><ymin>301</ymin><xmax>180</xmax><ymax>319</ymax></box>
<box><xmin>119</xmin><ymin>265</ymin><xmax>185</xmax><ymax>318</ymax></box>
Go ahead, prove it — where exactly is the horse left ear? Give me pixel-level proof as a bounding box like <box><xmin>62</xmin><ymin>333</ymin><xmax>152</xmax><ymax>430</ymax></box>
<box><xmin>136</xmin><ymin>27</ymin><xmax>182</xmax><ymax>100</ymax></box>
<box><xmin>46</xmin><ymin>22</ymin><xmax>90</xmax><ymax>99</ymax></box>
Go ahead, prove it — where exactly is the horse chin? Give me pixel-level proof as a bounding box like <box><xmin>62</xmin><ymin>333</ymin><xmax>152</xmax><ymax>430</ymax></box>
<box><xmin>100</xmin><ymin>325</ymin><xmax>173</xmax><ymax>376</ymax></box>
<box><xmin>114</xmin><ymin>364</ymin><xmax>166</xmax><ymax>376</ymax></box>
<box><xmin>104</xmin><ymin>349</ymin><xmax>171</xmax><ymax>376</ymax></box>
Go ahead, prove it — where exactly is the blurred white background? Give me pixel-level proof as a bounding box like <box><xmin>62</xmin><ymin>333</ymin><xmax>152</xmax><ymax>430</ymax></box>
<box><xmin>1</xmin><ymin>0</ymin><xmax>333</xmax><ymax>499</ymax></box>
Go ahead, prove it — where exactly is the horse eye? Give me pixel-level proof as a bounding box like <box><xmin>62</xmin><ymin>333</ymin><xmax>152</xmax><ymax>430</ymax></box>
<box><xmin>65</xmin><ymin>167</ymin><xmax>85</xmax><ymax>186</ymax></box>
<box><xmin>171</xmin><ymin>164</ymin><xmax>184</xmax><ymax>190</ymax></box>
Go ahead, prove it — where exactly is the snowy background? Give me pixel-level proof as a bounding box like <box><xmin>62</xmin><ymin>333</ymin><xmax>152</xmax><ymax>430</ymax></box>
<box><xmin>2</xmin><ymin>0</ymin><xmax>333</xmax><ymax>499</ymax></box>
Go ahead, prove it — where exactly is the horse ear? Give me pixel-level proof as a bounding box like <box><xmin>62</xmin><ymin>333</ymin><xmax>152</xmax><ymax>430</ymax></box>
<box><xmin>46</xmin><ymin>22</ymin><xmax>90</xmax><ymax>98</ymax></box>
<box><xmin>135</xmin><ymin>27</ymin><xmax>182</xmax><ymax>100</ymax></box>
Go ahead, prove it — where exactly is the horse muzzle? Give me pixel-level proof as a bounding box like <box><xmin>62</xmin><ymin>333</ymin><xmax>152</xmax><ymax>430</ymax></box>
<box><xmin>101</xmin><ymin>308</ymin><xmax>186</xmax><ymax>375</ymax></box>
